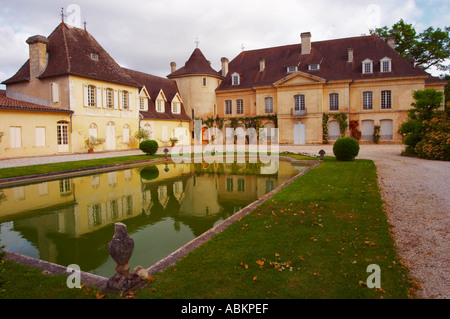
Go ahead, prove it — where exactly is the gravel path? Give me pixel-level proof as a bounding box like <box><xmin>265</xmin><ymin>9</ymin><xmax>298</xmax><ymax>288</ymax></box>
<box><xmin>360</xmin><ymin>153</ymin><xmax>450</xmax><ymax>299</ymax></box>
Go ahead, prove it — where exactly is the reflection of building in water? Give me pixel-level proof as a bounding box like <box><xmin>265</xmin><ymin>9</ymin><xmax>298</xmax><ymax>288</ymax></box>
<box><xmin>0</xmin><ymin>160</ymin><xmax>306</xmax><ymax>270</ymax></box>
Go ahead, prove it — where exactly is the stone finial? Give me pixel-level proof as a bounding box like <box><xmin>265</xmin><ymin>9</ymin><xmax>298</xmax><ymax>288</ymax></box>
<box><xmin>105</xmin><ymin>223</ymin><xmax>147</xmax><ymax>294</ymax></box>
<box><xmin>319</xmin><ymin>149</ymin><xmax>326</xmax><ymax>160</ymax></box>
<box><xmin>108</xmin><ymin>222</ymin><xmax>134</xmax><ymax>276</ymax></box>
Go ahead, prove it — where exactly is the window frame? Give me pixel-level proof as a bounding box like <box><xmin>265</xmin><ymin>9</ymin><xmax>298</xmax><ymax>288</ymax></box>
<box><xmin>363</xmin><ymin>91</ymin><xmax>373</xmax><ymax>110</ymax></box>
<box><xmin>294</xmin><ymin>94</ymin><xmax>306</xmax><ymax>111</ymax></box>
<box><xmin>329</xmin><ymin>93</ymin><xmax>339</xmax><ymax>111</ymax></box>
<box><xmin>381</xmin><ymin>90</ymin><xmax>392</xmax><ymax>109</ymax></box>
<box><xmin>225</xmin><ymin>100</ymin><xmax>232</xmax><ymax>115</ymax></box>
<box><xmin>231</xmin><ymin>73</ymin><xmax>240</xmax><ymax>86</ymax></box>
<box><xmin>362</xmin><ymin>59</ymin><xmax>373</xmax><ymax>74</ymax></box>
<box><xmin>380</xmin><ymin>57</ymin><xmax>392</xmax><ymax>72</ymax></box>
<box><xmin>236</xmin><ymin>99</ymin><xmax>244</xmax><ymax>114</ymax></box>
<box><xmin>156</xmin><ymin>100</ymin><xmax>165</xmax><ymax>113</ymax></box>
<box><xmin>139</xmin><ymin>97</ymin><xmax>148</xmax><ymax>111</ymax></box>
<box><xmin>121</xmin><ymin>90</ymin><xmax>129</xmax><ymax>110</ymax></box>
<box><xmin>105</xmin><ymin>88</ymin><xmax>114</xmax><ymax>109</ymax></box>
<box><xmin>87</xmin><ymin>85</ymin><xmax>96</xmax><ymax>107</ymax></box>
<box><xmin>172</xmin><ymin>101</ymin><xmax>180</xmax><ymax>114</ymax></box>
<box><xmin>265</xmin><ymin>97</ymin><xmax>273</xmax><ymax>113</ymax></box>
<box><xmin>308</xmin><ymin>64</ymin><xmax>320</xmax><ymax>71</ymax></box>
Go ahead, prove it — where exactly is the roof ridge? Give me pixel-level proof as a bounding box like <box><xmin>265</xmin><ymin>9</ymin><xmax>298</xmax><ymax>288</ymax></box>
<box><xmin>60</xmin><ymin>23</ymin><xmax>71</xmax><ymax>73</ymax></box>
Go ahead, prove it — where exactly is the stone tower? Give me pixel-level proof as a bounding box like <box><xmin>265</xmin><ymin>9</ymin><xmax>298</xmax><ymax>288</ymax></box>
<box><xmin>168</xmin><ymin>48</ymin><xmax>224</xmax><ymax>129</ymax></box>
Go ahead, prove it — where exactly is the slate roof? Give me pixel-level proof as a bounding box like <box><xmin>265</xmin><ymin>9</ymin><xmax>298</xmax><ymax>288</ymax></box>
<box><xmin>2</xmin><ymin>22</ymin><xmax>140</xmax><ymax>88</ymax></box>
<box><xmin>168</xmin><ymin>48</ymin><xmax>224</xmax><ymax>79</ymax></box>
<box><xmin>0</xmin><ymin>90</ymin><xmax>73</xmax><ymax>114</ymax></box>
<box><xmin>123</xmin><ymin>68</ymin><xmax>191</xmax><ymax>121</ymax></box>
<box><xmin>217</xmin><ymin>35</ymin><xmax>432</xmax><ymax>91</ymax></box>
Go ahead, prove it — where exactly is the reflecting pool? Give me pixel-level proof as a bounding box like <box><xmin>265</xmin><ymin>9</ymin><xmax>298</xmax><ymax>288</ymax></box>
<box><xmin>0</xmin><ymin>160</ymin><xmax>307</xmax><ymax>277</ymax></box>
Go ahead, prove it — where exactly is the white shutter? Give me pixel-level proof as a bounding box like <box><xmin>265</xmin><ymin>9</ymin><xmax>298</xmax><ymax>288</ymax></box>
<box><xmin>103</xmin><ymin>88</ymin><xmax>107</xmax><ymax>108</ymax></box>
<box><xmin>35</xmin><ymin>127</ymin><xmax>46</xmax><ymax>147</ymax></box>
<box><xmin>97</xmin><ymin>87</ymin><xmax>102</xmax><ymax>108</ymax></box>
<box><xmin>114</xmin><ymin>90</ymin><xmax>119</xmax><ymax>109</ymax></box>
<box><xmin>83</xmin><ymin>84</ymin><xmax>89</xmax><ymax>107</ymax></box>
<box><xmin>119</xmin><ymin>90</ymin><xmax>123</xmax><ymax>110</ymax></box>
<box><xmin>129</xmin><ymin>92</ymin><xmax>133</xmax><ymax>111</ymax></box>
<box><xmin>10</xmin><ymin>127</ymin><xmax>21</xmax><ymax>148</ymax></box>
<box><xmin>51</xmin><ymin>83</ymin><xmax>60</xmax><ymax>103</ymax></box>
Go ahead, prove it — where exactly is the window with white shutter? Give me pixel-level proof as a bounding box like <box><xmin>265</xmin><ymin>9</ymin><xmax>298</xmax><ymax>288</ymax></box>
<box><xmin>35</xmin><ymin>127</ymin><xmax>46</xmax><ymax>147</ymax></box>
<box><xmin>10</xmin><ymin>126</ymin><xmax>21</xmax><ymax>148</ymax></box>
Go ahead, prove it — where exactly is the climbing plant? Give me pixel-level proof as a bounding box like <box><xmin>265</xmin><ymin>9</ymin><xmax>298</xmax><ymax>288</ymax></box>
<box><xmin>350</xmin><ymin>120</ymin><xmax>361</xmax><ymax>141</ymax></box>
<box><xmin>322</xmin><ymin>113</ymin><xmax>329</xmax><ymax>144</ymax></box>
<box><xmin>331</xmin><ymin>113</ymin><xmax>348</xmax><ymax>137</ymax></box>
<box><xmin>373</xmin><ymin>125</ymin><xmax>381</xmax><ymax>144</ymax></box>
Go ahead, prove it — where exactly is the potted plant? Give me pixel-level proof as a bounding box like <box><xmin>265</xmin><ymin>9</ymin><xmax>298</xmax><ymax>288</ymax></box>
<box><xmin>170</xmin><ymin>136</ymin><xmax>179</xmax><ymax>147</ymax></box>
<box><xmin>85</xmin><ymin>136</ymin><xmax>105</xmax><ymax>153</ymax></box>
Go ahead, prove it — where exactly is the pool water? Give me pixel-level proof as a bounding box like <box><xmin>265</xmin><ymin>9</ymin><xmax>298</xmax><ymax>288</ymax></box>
<box><xmin>0</xmin><ymin>160</ymin><xmax>307</xmax><ymax>277</ymax></box>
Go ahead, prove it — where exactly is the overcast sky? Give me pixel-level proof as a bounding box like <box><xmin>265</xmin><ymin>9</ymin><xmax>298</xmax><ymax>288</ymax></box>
<box><xmin>1</xmin><ymin>0</ymin><xmax>449</xmax><ymax>89</ymax></box>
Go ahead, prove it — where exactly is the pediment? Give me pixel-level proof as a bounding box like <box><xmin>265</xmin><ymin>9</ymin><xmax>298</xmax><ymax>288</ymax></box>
<box><xmin>274</xmin><ymin>71</ymin><xmax>325</xmax><ymax>87</ymax></box>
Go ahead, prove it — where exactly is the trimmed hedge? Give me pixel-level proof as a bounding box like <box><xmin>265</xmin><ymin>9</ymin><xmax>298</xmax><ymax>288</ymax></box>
<box><xmin>139</xmin><ymin>139</ymin><xmax>159</xmax><ymax>155</ymax></box>
<box><xmin>333</xmin><ymin>137</ymin><xmax>360</xmax><ymax>161</ymax></box>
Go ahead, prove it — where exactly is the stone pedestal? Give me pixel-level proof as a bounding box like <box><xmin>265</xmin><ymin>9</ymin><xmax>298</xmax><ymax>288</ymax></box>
<box><xmin>105</xmin><ymin>223</ymin><xmax>147</xmax><ymax>294</ymax></box>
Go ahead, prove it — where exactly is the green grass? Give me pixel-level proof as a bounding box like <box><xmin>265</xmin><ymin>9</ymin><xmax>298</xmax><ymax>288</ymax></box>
<box><xmin>0</xmin><ymin>154</ymin><xmax>162</xmax><ymax>179</ymax></box>
<box><xmin>137</xmin><ymin>158</ymin><xmax>416</xmax><ymax>299</ymax></box>
<box><xmin>0</xmin><ymin>158</ymin><xmax>417</xmax><ymax>299</ymax></box>
<box><xmin>0</xmin><ymin>260</ymin><xmax>102</xmax><ymax>299</ymax></box>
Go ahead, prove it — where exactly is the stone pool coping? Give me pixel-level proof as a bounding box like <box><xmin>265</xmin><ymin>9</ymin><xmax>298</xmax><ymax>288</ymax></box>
<box><xmin>1</xmin><ymin>156</ymin><xmax>321</xmax><ymax>291</ymax></box>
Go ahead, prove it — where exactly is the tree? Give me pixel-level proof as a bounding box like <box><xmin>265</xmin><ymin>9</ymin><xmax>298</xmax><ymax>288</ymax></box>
<box><xmin>399</xmin><ymin>89</ymin><xmax>444</xmax><ymax>156</ymax></box>
<box><xmin>370</xmin><ymin>19</ymin><xmax>450</xmax><ymax>72</ymax></box>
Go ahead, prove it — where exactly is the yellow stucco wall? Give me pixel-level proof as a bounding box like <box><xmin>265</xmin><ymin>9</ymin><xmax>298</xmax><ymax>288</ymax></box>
<box><xmin>68</xmin><ymin>75</ymin><xmax>141</xmax><ymax>153</ymax></box>
<box><xmin>140</xmin><ymin>119</ymin><xmax>191</xmax><ymax>147</ymax></box>
<box><xmin>173</xmin><ymin>75</ymin><xmax>222</xmax><ymax>119</ymax></box>
<box><xmin>216</xmin><ymin>74</ymin><xmax>436</xmax><ymax>144</ymax></box>
<box><xmin>0</xmin><ymin>109</ymin><xmax>71</xmax><ymax>158</ymax></box>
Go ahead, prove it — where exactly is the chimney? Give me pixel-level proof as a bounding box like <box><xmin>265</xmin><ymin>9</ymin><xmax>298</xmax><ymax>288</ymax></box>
<box><xmin>259</xmin><ymin>58</ymin><xmax>265</xmax><ymax>72</ymax></box>
<box><xmin>301</xmin><ymin>32</ymin><xmax>311</xmax><ymax>55</ymax></box>
<box><xmin>170</xmin><ymin>61</ymin><xmax>177</xmax><ymax>73</ymax></box>
<box><xmin>26</xmin><ymin>35</ymin><xmax>49</xmax><ymax>79</ymax></box>
<box><xmin>221</xmin><ymin>57</ymin><xmax>229</xmax><ymax>77</ymax></box>
<box><xmin>387</xmin><ymin>36</ymin><xmax>396</xmax><ymax>50</ymax></box>
<box><xmin>347</xmin><ymin>48</ymin><xmax>354</xmax><ymax>63</ymax></box>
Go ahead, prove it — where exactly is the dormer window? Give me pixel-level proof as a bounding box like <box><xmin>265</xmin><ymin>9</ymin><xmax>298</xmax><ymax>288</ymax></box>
<box><xmin>380</xmin><ymin>57</ymin><xmax>392</xmax><ymax>72</ymax></box>
<box><xmin>362</xmin><ymin>59</ymin><xmax>373</xmax><ymax>74</ymax></box>
<box><xmin>172</xmin><ymin>101</ymin><xmax>180</xmax><ymax>114</ymax></box>
<box><xmin>156</xmin><ymin>100</ymin><xmax>165</xmax><ymax>113</ymax></box>
<box><xmin>287</xmin><ymin>66</ymin><xmax>298</xmax><ymax>73</ymax></box>
<box><xmin>90</xmin><ymin>53</ymin><xmax>99</xmax><ymax>61</ymax></box>
<box><xmin>139</xmin><ymin>98</ymin><xmax>148</xmax><ymax>111</ymax></box>
<box><xmin>308</xmin><ymin>64</ymin><xmax>320</xmax><ymax>71</ymax></box>
<box><xmin>231</xmin><ymin>73</ymin><xmax>240</xmax><ymax>85</ymax></box>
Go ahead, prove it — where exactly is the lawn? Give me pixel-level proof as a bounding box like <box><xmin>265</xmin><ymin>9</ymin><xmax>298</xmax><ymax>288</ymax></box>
<box><xmin>0</xmin><ymin>157</ymin><xmax>417</xmax><ymax>299</ymax></box>
<box><xmin>136</xmin><ymin>158</ymin><xmax>415</xmax><ymax>299</ymax></box>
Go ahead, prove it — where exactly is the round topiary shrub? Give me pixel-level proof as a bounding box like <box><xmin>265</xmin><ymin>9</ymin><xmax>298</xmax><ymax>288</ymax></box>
<box><xmin>333</xmin><ymin>137</ymin><xmax>360</xmax><ymax>161</ymax></box>
<box><xmin>139</xmin><ymin>139</ymin><xmax>159</xmax><ymax>155</ymax></box>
